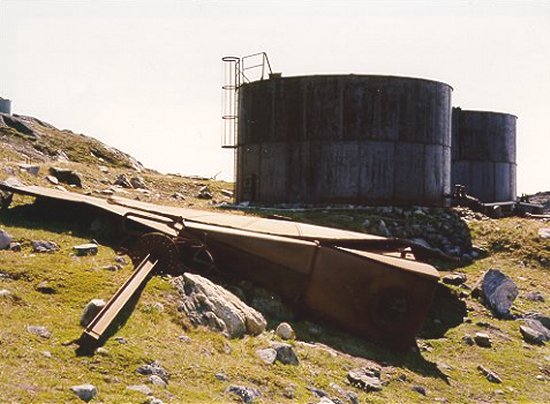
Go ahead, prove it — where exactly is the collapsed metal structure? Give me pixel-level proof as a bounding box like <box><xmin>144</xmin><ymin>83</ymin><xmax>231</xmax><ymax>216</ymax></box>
<box><xmin>0</xmin><ymin>184</ymin><xmax>440</xmax><ymax>350</ymax></box>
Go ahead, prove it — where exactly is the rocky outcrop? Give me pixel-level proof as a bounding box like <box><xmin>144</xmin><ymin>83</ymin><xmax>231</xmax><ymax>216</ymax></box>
<box><xmin>173</xmin><ymin>273</ymin><xmax>267</xmax><ymax>338</ymax></box>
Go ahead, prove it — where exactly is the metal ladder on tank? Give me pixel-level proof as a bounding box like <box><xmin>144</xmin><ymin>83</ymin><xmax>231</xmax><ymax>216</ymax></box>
<box><xmin>221</xmin><ymin>52</ymin><xmax>272</xmax><ymax>149</ymax></box>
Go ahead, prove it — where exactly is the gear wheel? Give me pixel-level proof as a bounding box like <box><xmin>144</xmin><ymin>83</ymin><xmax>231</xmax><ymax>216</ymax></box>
<box><xmin>129</xmin><ymin>232</ymin><xmax>181</xmax><ymax>275</ymax></box>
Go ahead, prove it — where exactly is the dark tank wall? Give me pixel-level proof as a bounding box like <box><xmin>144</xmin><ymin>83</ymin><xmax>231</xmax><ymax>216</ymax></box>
<box><xmin>236</xmin><ymin>75</ymin><xmax>453</xmax><ymax>206</ymax></box>
<box><xmin>451</xmin><ymin>108</ymin><xmax>517</xmax><ymax>203</ymax></box>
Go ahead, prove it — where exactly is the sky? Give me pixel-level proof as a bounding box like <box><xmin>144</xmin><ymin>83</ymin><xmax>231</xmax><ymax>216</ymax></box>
<box><xmin>0</xmin><ymin>0</ymin><xmax>549</xmax><ymax>194</ymax></box>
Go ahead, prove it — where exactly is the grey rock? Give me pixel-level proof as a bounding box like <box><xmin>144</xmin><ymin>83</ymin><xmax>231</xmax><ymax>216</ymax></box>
<box><xmin>42</xmin><ymin>351</ymin><xmax>52</xmax><ymax>358</ymax></box>
<box><xmin>328</xmin><ymin>382</ymin><xmax>359</xmax><ymax>404</ymax></box>
<box><xmin>524</xmin><ymin>291</ymin><xmax>545</xmax><ymax>302</ymax></box>
<box><xmin>9</xmin><ymin>242</ymin><xmax>22</xmax><ymax>252</ymax></box>
<box><xmin>474</xmin><ymin>332</ymin><xmax>492</xmax><ymax>348</ymax></box>
<box><xmin>171</xmin><ymin>192</ymin><xmax>186</xmax><ymax>200</ymax></box>
<box><xmin>0</xmin><ymin>289</ymin><xmax>11</xmax><ymax>298</ymax></box>
<box><xmin>130</xmin><ymin>176</ymin><xmax>147</xmax><ymax>189</ymax></box>
<box><xmin>308</xmin><ymin>386</ymin><xmax>328</xmax><ymax>397</ymax></box>
<box><xmin>412</xmin><ymin>385</ymin><xmax>427</xmax><ymax>396</ymax></box>
<box><xmin>115</xmin><ymin>256</ymin><xmax>127</xmax><ymax>265</ymax></box>
<box><xmin>215</xmin><ymin>372</ymin><xmax>228</xmax><ymax>381</ymax></box>
<box><xmin>114</xmin><ymin>174</ymin><xmax>132</xmax><ymax>188</ymax></box>
<box><xmin>80</xmin><ymin>299</ymin><xmax>106</xmax><ymax>327</ymax></box>
<box><xmin>36</xmin><ymin>280</ymin><xmax>56</xmax><ymax>294</ymax></box>
<box><xmin>318</xmin><ymin>398</ymin><xmax>336</xmax><ymax>404</ymax></box>
<box><xmin>271</xmin><ymin>342</ymin><xmax>299</xmax><ymax>365</ymax></box>
<box><xmin>275</xmin><ymin>322</ymin><xmax>295</xmax><ymax>340</ymax></box>
<box><xmin>520</xmin><ymin>318</ymin><xmax>550</xmax><ymax>344</ymax></box>
<box><xmin>27</xmin><ymin>325</ymin><xmax>52</xmax><ymax>339</ymax></box>
<box><xmin>362</xmin><ymin>219</ymin><xmax>370</xmax><ymax>228</ymax></box>
<box><xmin>538</xmin><ymin>228</ymin><xmax>550</xmax><ymax>239</ymax></box>
<box><xmin>221</xmin><ymin>189</ymin><xmax>234</xmax><ymax>197</ymax></box>
<box><xmin>476</xmin><ymin>269</ymin><xmax>518</xmax><ymax>317</ymax></box>
<box><xmin>524</xmin><ymin>312</ymin><xmax>550</xmax><ymax>330</ymax></box>
<box><xmin>1</xmin><ymin>176</ymin><xmax>24</xmax><ymax>187</ymax></box>
<box><xmin>256</xmin><ymin>348</ymin><xmax>277</xmax><ymax>364</ymax></box>
<box><xmin>174</xmin><ymin>273</ymin><xmax>266</xmax><ymax>338</ymax></box>
<box><xmin>477</xmin><ymin>365</ymin><xmax>502</xmax><ymax>383</ymax></box>
<box><xmin>178</xmin><ymin>334</ymin><xmax>191</xmax><ymax>343</ymax></box>
<box><xmin>73</xmin><ymin>243</ymin><xmax>98</xmax><ymax>256</ymax></box>
<box><xmin>226</xmin><ymin>385</ymin><xmax>261</xmax><ymax>403</ymax></box>
<box><xmin>346</xmin><ymin>367</ymin><xmax>382</xmax><ymax>392</ymax></box>
<box><xmin>148</xmin><ymin>398</ymin><xmax>164</xmax><ymax>404</ymax></box>
<box><xmin>149</xmin><ymin>375</ymin><xmax>167</xmax><ymax>388</ymax></box>
<box><xmin>377</xmin><ymin>220</ymin><xmax>391</xmax><ymax>237</ymax></box>
<box><xmin>70</xmin><ymin>384</ymin><xmax>98</xmax><ymax>402</ymax></box>
<box><xmin>442</xmin><ymin>273</ymin><xmax>467</xmax><ymax>286</ymax></box>
<box><xmin>0</xmin><ymin>229</ymin><xmax>13</xmax><ymax>250</ymax></box>
<box><xmin>95</xmin><ymin>347</ymin><xmax>109</xmax><ymax>356</ymax></box>
<box><xmin>127</xmin><ymin>384</ymin><xmax>152</xmax><ymax>396</ymax></box>
<box><xmin>32</xmin><ymin>240</ymin><xmax>59</xmax><ymax>253</ymax></box>
<box><xmin>137</xmin><ymin>361</ymin><xmax>170</xmax><ymax>383</ymax></box>
<box><xmin>463</xmin><ymin>334</ymin><xmax>475</xmax><ymax>345</ymax></box>
<box><xmin>18</xmin><ymin>164</ymin><xmax>40</xmax><ymax>176</ymax></box>
<box><xmin>49</xmin><ymin>167</ymin><xmax>82</xmax><ymax>187</ymax></box>
<box><xmin>114</xmin><ymin>336</ymin><xmax>128</xmax><ymax>344</ymax></box>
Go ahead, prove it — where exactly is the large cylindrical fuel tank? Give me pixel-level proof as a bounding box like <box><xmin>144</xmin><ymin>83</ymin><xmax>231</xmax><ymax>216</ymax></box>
<box><xmin>0</xmin><ymin>98</ymin><xmax>11</xmax><ymax>115</ymax></box>
<box><xmin>451</xmin><ymin>108</ymin><xmax>517</xmax><ymax>203</ymax></box>
<box><xmin>236</xmin><ymin>75</ymin><xmax>453</xmax><ymax>206</ymax></box>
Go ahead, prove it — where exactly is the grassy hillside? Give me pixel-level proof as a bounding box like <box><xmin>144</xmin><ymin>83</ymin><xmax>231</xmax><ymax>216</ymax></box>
<box><xmin>1</xmin><ymin>113</ymin><xmax>549</xmax><ymax>403</ymax></box>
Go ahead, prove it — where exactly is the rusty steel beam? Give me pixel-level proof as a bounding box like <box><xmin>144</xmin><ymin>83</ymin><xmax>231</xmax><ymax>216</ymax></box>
<box><xmin>79</xmin><ymin>255</ymin><xmax>158</xmax><ymax>348</ymax></box>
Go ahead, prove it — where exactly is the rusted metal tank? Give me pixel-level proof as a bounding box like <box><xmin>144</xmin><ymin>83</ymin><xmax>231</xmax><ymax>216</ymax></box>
<box><xmin>236</xmin><ymin>74</ymin><xmax>453</xmax><ymax>206</ymax></box>
<box><xmin>0</xmin><ymin>184</ymin><xmax>440</xmax><ymax>350</ymax></box>
<box><xmin>451</xmin><ymin>108</ymin><xmax>517</xmax><ymax>202</ymax></box>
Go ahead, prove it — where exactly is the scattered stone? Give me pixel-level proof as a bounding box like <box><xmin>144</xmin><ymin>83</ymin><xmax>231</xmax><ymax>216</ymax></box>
<box><xmin>127</xmin><ymin>384</ymin><xmax>152</xmax><ymax>396</ymax></box>
<box><xmin>70</xmin><ymin>384</ymin><xmax>98</xmax><ymax>402</ymax></box>
<box><xmin>95</xmin><ymin>347</ymin><xmax>109</xmax><ymax>356</ymax></box>
<box><xmin>256</xmin><ymin>348</ymin><xmax>277</xmax><ymax>365</ymax></box>
<box><xmin>1</xmin><ymin>176</ymin><xmax>24</xmax><ymax>187</ymax></box>
<box><xmin>55</xmin><ymin>185</ymin><xmax>67</xmax><ymax>192</ymax></box>
<box><xmin>271</xmin><ymin>342</ymin><xmax>299</xmax><ymax>365</ymax></box>
<box><xmin>98</xmin><ymin>166</ymin><xmax>109</xmax><ymax>174</ymax></box>
<box><xmin>347</xmin><ymin>367</ymin><xmax>382</xmax><ymax>392</ymax></box>
<box><xmin>42</xmin><ymin>351</ymin><xmax>52</xmax><ymax>358</ymax></box>
<box><xmin>524</xmin><ymin>291</ymin><xmax>545</xmax><ymax>302</ymax></box>
<box><xmin>463</xmin><ymin>334</ymin><xmax>475</xmax><ymax>346</ymax></box>
<box><xmin>178</xmin><ymin>334</ymin><xmax>191</xmax><ymax>343</ymax></box>
<box><xmin>524</xmin><ymin>312</ymin><xmax>550</xmax><ymax>329</ymax></box>
<box><xmin>536</xmin><ymin>375</ymin><xmax>545</xmax><ymax>381</ymax></box>
<box><xmin>226</xmin><ymin>385</ymin><xmax>261</xmax><ymax>403</ymax></box>
<box><xmin>0</xmin><ymin>229</ymin><xmax>13</xmax><ymax>250</ymax></box>
<box><xmin>73</xmin><ymin>243</ymin><xmax>98</xmax><ymax>256</ymax></box>
<box><xmin>171</xmin><ymin>192</ymin><xmax>186</xmax><ymax>200</ymax></box>
<box><xmin>130</xmin><ymin>176</ymin><xmax>147</xmax><ymax>189</ymax></box>
<box><xmin>27</xmin><ymin>325</ymin><xmax>52</xmax><ymax>339</ymax></box>
<box><xmin>49</xmin><ymin>167</ymin><xmax>82</xmax><ymax>187</ymax></box>
<box><xmin>308</xmin><ymin>386</ymin><xmax>328</xmax><ymax>397</ymax></box>
<box><xmin>215</xmin><ymin>372</ymin><xmax>228</xmax><ymax>381</ymax></box>
<box><xmin>474</xmin><ymin>332</ymin><xmax>492</xmax><ymax>348</ymax></box>
<box><xmin>18</xmin><ymin>164</ymin><xmax>40</xmax><ymax>176</ymax></box>
<box><xmin>101</xmin><ymin>264</ymin><xmax>122</xmax><ymax>271</ymax></box>
<box><xmin>329</xmin><ymin>382</ymin><xmax>359</xmax><ymax>404</ymax></box>
<box><xmin>442</xmin><ymin>273</ymin><xmax>467</xmax><ymax>286</ymax></box>
<box><xmin>9</xmin><ymin>242</ymin><xmax>22</xmax><ymax>252</ymax></box>
<box><xmin>221</xmin><ymin>189</ymin><xmax>234</xmax><ymax>197</ymax></box>
<box><xmin>317</xmin><ymin>398</ymin><xmax>336</xmax><ymax>404</ymax></box>
<box><xmin>377</xmin><ymin>220</ymin><xmax>391</xmax><ymax>237</ymax></box>
<box><xmin>520</xmin><ymin>319</ymin><xmax>550</xmax><ymax>345</ymax></box>
<box><xmin>477</xmin><ymin>365</ymin><xmax>502</xmax><ymax>383</ymax></box>
<box><xmin>115</xmin><ymin>256</ymin><xmax>127</xmax><ymax>265</ymax></box>
<box><xmin>114</xmin><ymin>174</ymin><xmax>132</xmax><ymax>188</ymax></box>
<box><xmin>173</xmin><ymin>273</ymin><xmax>266</xmax><ymax>338</ymax></box>
<box><xmin>149</xmin><ymin>375</ymin><xmax>167</xmax><ymax>388</ymax></box>
<box><xmin>475</xmin><ymin>269</ymin><xmax>518</xmax><ymax>317</ymax></box>
<box><xmin>275</xmin><ymin>322</ymin><xmax>295</xmax><ymax>340</ymax></box>
<box><xmin>362</xmin><ymin>219</ymin><xmax>370</xmax><ymax>228</ymax></box>
<box><xmin>412</xmin><ymin>385</ymin><xmax>427</xmax><ymax>396</ymax></box>
<box><xmin>538</xmin><ymin>228</ymin><xmax>550</xmax><ymax>239</ymax></box>
<box><xmin>148</xmin><ymin>398</ymin><xmax>164</xmax><ymax>404</ymax></box>
<box><xmin>197</xmin><ymin>186</ymin><xmax>213</xmax><ymax>199</ymax></box>
<box><xmin>137</xmin><ymin>361</ymin><xmax>170</xmax><ymax>384</ymax></box>
<box><xmin>0</xmin><ymin>289</ymin><xmax>11</xmax><ymax>298</ymax></box>
<box><xmin>32</xmin><ymin>240</ymin><xmax>59</xmax><ymax>253</ymax></box>
<box><xmin>36</xmin><ymin>280</ymin><xmax>56</xmax><ymax>294</ymax></box>
<box><xmin>114</xmin><ymin>336</ymin><xmax>128</xmax><ymax>344</ymax></box>
<box><xmin>80</xmin><ymin>299</ymin><xmax>106</xmax><ymax>326</ymax></box>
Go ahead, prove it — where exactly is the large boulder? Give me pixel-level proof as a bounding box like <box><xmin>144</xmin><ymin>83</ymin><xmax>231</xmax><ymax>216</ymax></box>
<box><xmin>174</xmin><ymin>273</ymin><xmax>266</xmax><ymax>338</ymax></box>
<box><xmin>474</xmin><ymin>269</ymin><xmax>518</xmax><ymax>317</ymax></box>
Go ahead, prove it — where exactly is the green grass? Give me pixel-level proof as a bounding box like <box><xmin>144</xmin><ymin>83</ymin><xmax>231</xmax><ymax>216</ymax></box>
<box><xmin>1</xmin><ymin>201</ymin><xmax>549</xmax><ymax>403</ymax></box>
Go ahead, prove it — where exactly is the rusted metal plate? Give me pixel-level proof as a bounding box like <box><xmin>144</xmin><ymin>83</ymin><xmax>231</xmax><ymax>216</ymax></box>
<box><xmin>1</xmin><ymin>183</ymin><xmax>440</xmax><ymax>349</ymax></box>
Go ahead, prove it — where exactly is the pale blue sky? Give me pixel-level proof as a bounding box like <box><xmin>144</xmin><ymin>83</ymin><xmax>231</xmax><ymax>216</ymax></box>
<box><xmin>0</xmin><ymin>0</ymin><xmax>548</xmax><ymax>193</ymax></box>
